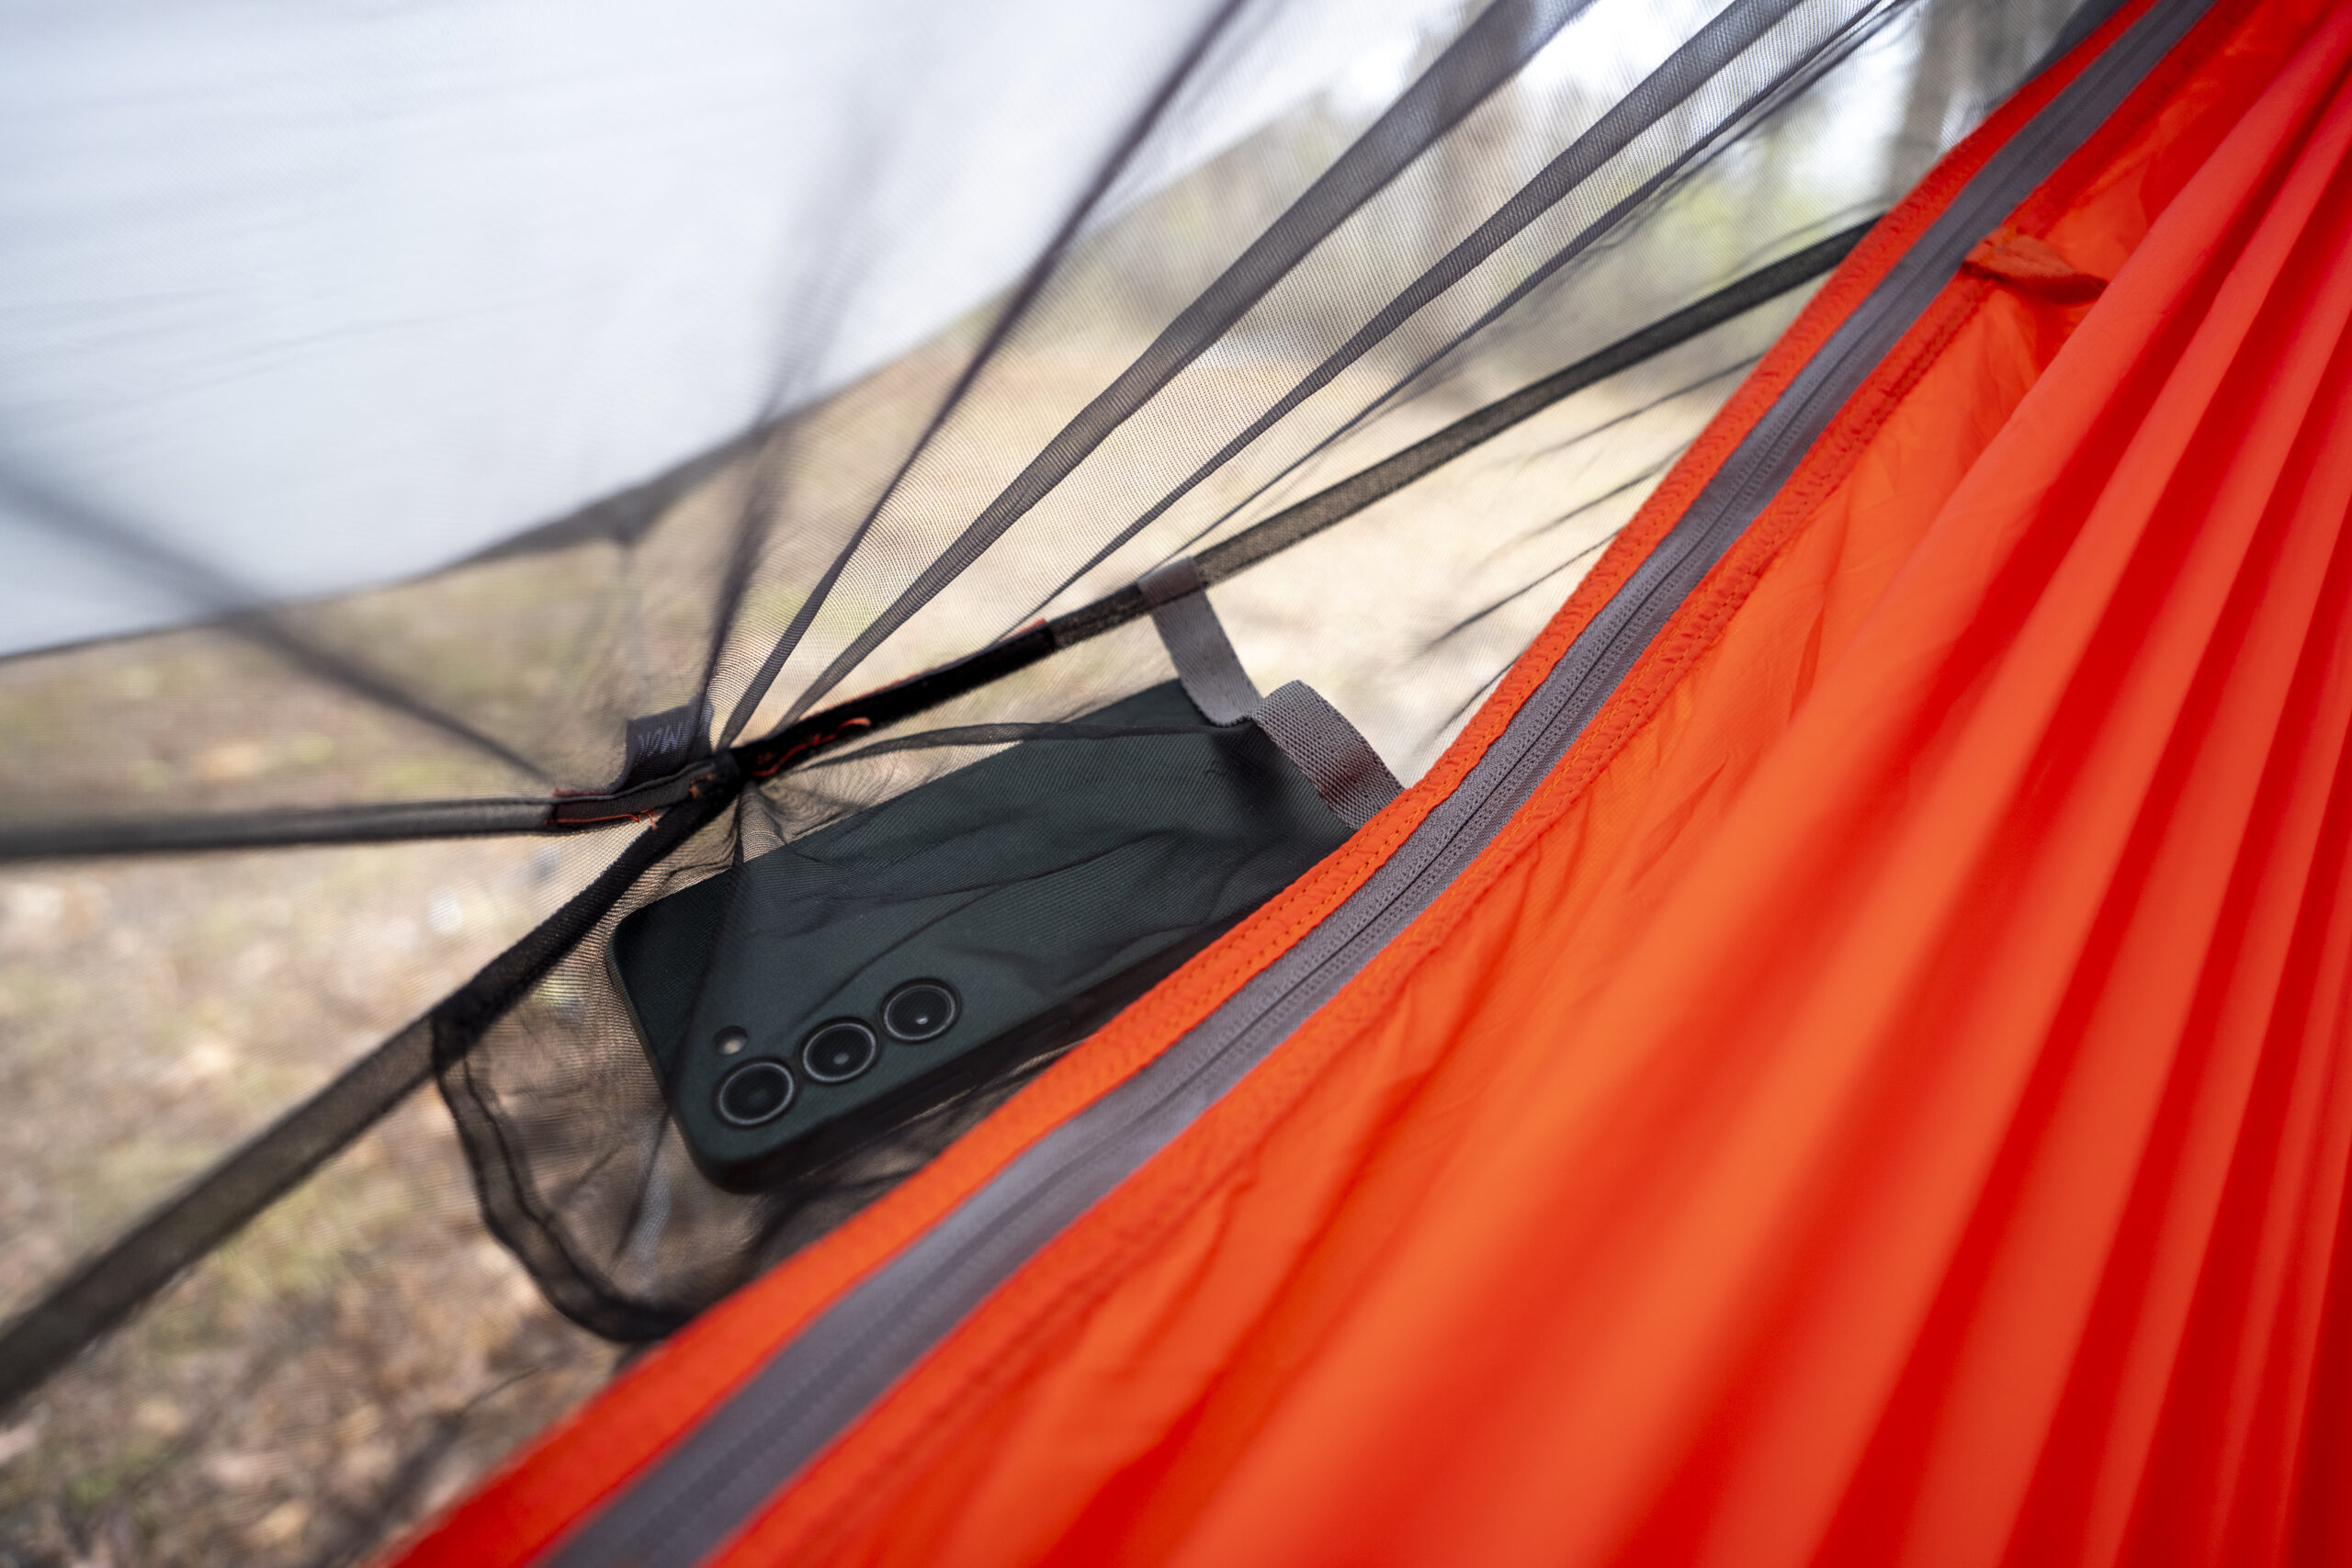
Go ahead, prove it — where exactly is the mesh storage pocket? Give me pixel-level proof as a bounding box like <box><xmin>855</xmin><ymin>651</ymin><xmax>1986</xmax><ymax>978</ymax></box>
<box><xmin>435</xmin><ymin>681</ymin><xmax>1361</xmax><ymax>1335</ymax></box>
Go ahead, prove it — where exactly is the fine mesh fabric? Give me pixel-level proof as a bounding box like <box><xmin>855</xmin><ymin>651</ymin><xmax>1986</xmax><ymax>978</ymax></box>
<box><xmin>0</xmin><ymin>0</ymin><xmax>2109</xmax><ymax>1560</ymax></box>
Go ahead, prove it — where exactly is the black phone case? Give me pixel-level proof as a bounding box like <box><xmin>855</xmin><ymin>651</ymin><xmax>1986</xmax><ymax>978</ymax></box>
<box><xmin>607</xmin><ymin>681</ymin><xmax>1354</xmax><ymax>1190</ymax></box>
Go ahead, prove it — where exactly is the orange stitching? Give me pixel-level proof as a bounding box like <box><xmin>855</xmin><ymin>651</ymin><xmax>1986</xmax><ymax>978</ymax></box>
<box><xmin>749</xmin><ymin>716</ymin><xmax>874</xmax><ymax>778</ymax></box>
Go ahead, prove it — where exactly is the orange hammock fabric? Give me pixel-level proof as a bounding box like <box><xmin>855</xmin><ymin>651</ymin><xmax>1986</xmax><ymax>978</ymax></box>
<box><xmin>401</xmin><ymin>0</ymin><xmax>2352</xmax><ymax>1560</ymax></box>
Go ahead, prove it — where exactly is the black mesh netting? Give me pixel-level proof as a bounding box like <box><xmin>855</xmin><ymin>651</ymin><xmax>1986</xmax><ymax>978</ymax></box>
<box><xmin>0</xmin><ymin>0</ymin><xmax>2111</xmax><ymax>1558</ymax></box>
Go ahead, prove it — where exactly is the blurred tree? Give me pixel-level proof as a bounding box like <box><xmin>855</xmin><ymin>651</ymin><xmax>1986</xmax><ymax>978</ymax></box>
<box><xmin>1890</xmin><ymin>0</ymin><xmax>2082</xmax><ymax>189</ymax></box>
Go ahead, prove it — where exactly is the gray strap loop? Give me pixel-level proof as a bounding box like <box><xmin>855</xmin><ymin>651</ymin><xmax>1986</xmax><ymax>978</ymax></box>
<box><xmin>1139</xmin><ymin>558</ymin><xmax>1401</xmax><ymax>829</ymax></box>
<box><xmin>1252</xmin><ymin>681</ymin><xmax>1403</xmax><ymax>829</ymax></box>
<box><xmin>1140</xmin><ymin>558</ymin><xmax>1260</xmax><ymax>724</ymax></box>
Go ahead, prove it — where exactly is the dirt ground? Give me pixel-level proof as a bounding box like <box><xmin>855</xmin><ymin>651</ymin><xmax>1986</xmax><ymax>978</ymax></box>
<box><xmin>0</xmin><ymin>838</ymin><xmax>628</xmax><ymax>1567</ymax></box>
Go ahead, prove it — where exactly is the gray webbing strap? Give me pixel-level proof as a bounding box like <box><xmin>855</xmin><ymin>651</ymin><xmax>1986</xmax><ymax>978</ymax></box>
<box><xmin>1253</xmin><ymin>681</ymin><xmax>1402</xmax><ymax>829</ymax></box>
<box><xmin>1141</xmin><ymin>558</ymin><xmax>1401</xmax><ymax>829</ymax></box>
<box><xmin>1139</xmin><ymin>558</ymin><xmax>1260</xmax><ymax>723</ymax></box>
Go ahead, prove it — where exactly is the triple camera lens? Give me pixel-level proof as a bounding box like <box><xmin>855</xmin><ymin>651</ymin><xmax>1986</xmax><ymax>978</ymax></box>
<box><xmin>712</xmin><ymin>977</ymin><xmax>958</xmax><ymax>1128</ymax></box>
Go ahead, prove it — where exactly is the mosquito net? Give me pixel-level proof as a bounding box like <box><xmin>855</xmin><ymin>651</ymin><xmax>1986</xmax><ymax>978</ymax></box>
<box><xmin>0</xmin><ymin>0</ymin><xmax>2107</xmax><ymax>1559</ymax></box>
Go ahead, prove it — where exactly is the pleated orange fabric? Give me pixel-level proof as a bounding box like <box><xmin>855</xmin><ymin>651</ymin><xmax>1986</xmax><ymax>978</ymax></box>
<box><xmin>395</xmin><ymin>0</ymin><xmax>2352</xmax><ymax>1561</ymax></box>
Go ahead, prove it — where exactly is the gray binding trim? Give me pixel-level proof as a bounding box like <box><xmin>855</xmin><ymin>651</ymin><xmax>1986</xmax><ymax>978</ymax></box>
<box><xmin>1140</xmin><ymin>558</ymin><xmax>1261</xmax><ymax>723</ymax></box>
<box><xmin>537</xmin><ymin>3</ymin><xmax>2211</xmax><ymax>1559</ymax></box>
<box><xmin>1254</xmin><ymin>681</ymin><xmax>1404</xmax><ymax>829</ymax></box>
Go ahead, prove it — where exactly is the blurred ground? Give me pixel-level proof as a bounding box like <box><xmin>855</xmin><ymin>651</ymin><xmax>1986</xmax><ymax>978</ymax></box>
<box><xmin>0</xmin><ymin>842</ymin><xmax>623</xmax><ymax>1567</ymax></box>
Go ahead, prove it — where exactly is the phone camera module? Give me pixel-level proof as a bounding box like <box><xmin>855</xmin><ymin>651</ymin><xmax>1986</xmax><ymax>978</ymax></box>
<box><xmin>801</xmin><ymin>1020</ymin><xmax>879</xmax><ymax>1083</ymax></box>
<box><xmin>714</xmin><ymin>1059</ymin><xmax>795</xmax><ymax>1127</ymax></box>
<box><xmin>882</xmin><ymin>980</ymin><xmax>958</xmax><ymax>1043</ymax></box>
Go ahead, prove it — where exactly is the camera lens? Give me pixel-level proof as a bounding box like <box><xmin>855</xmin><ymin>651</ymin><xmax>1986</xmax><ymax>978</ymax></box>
<box><xmin>881</xmin><ymin>980</ymin><xmax>958</xmax><ymax>1043</ymax></box>
<box><xmin>713</xmin><ymin>1060</ymin><xmax>794</xmax><ymax>1127</ymax></box>
<box><xmin>801</xmin><ymin>1020</ymin><xmax>878</xmax><ymax>1083</ymax></box>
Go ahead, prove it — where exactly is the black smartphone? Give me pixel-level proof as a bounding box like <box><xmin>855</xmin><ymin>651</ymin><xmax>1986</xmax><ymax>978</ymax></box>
<box><xmin>607</xmin><ymin>681</ymin><xmax>1355</xmax><ymax>1190</ymax></box>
